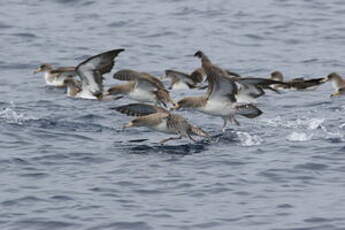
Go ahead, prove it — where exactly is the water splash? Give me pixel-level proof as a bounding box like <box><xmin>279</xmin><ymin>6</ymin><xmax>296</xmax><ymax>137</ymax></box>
<box><xmin>287</xmin><ymin>132</ymin><xmax>313</xmax><ymax>142</ymax></box>
<box><xmin>236</xmin><ymin>131</ymin><xmax>263</xmax><ymax>146</ymax></box>
<box><xmin>0</xmin><ymin>107</ymin><xmax>28</xmax><ymax>125</ymax></box>
<box><xmin>262</xmin><ymin>116</ymin><xmax>325</xmax><ymax>130</ymax></box>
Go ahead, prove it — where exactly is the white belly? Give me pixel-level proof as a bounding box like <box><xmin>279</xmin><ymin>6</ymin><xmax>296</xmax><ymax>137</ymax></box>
<box><xmin>151</xmin><ymin>120</ymin><xmax>174</xmax><ymax>134</ymax></box>
<box><xmin>44</xmin><ymin>72</ymin><xmax>65</xmax><ymax>87</ymax></box>
<box><xmin>332</xmin><ymin>80</ymin><xmax>345</xmax><ymax>90</ymax></box>
<box><xmin>75</xmin><ymin>90</ymin><xmax>98</xmax><ymax>100</ymax></box>
<box><xmin>198</xmin><ymin>99</ymin><xmax>234</xmax><ymax>117</ymax></box>
<box><xmin>172</xmin><ymin>81</ymin><xmax>189</xmax><ymax>90</ymax></box>
<box><xmin>129</xmin><ymin>88</ymin><xmax>156</xmax><ymax>103</ymax></box>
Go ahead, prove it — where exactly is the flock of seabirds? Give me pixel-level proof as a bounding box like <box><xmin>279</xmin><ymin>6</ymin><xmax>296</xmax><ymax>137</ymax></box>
<box><xmin>33</xmin><ymin>49</ymin><xmax>345</xmax><ymax>144</ymax></box>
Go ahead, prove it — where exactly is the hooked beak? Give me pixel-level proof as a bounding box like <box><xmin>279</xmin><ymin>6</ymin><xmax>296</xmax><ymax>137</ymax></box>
<box><xmin>320</xmin><ymin>77</ymin><xmax>328</xmax><ymax>83</ymax></box>
<box><xmin>123</xmin><ymin>122</ymin><xmax>134</xmax><ymax>129</ymax></box>
<box><xmin>33</xmin><ymin>68</ymin><xmax>41</xmax><ymax>74</ymax></box>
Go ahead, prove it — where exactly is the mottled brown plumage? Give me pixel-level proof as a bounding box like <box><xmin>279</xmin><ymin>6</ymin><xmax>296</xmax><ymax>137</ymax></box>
<box><xmin>116</xmin><ymin>103</ymin><xmax>209</xmax><ymax>144</ymax></box>
<box><xmin>114</xmin><ymin>69</ymin><xmax>165</xmax><ymax>89</ymax></box>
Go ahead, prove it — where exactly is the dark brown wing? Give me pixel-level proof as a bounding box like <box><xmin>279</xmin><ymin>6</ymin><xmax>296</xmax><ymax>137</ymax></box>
<box><xmin>289</xmin><ymin>78</ymin><xmax>325</xmax><ymax>89</ymax></box>
<box><xmin>114</xmin><ymin>69</ymin><xmax>165</xmax><ymax>89</ymax></box>
<box><xmin>112</xmin><ymin>103</ymin><xmax>168</xmax><ymax>116</ymax></box>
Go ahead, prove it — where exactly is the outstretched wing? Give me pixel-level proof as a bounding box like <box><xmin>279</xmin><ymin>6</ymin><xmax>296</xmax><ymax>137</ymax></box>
<box><xmin>235</xmin><ymin>77</ymin><xmax>285</xmax><ymax>86</ymax></box>
<box><xmin>207</xmin><ymin>74</ymin><xmax>238</xmax><ymax>102</ymax></box>
<box><xmin>289</xmin><ymin>77</ymin><xmax>326</xmax><ymax>89</ymax></box>
<box><xmin>165</xmin><ymin>69</ymin><xmax>195</xmax><ymax>85</ymax></box>
<box><xmin>225</xmin><ymin>70</ymin><xmax>242</xmax><ymax>78</ymax></box>
<box><xmin>113</xmin><ymin>69</ymin><xmax>143</xmax><ymax>81</ymax></box>
<box><xmin>76</xmin><ymin>49</ymin><xmax>124</xmax><ymax>96</ymax></box>
<box><xmin>112</xmin><ymin>103</ymin><xmax>168</xmax><ymax>117</ymax></box>
<box><xmin>114</xmin><ymin>69</ymin><xmax>165</xmax><ymax>89</ymax></box>
<box><xmin>235</xmin><ymin>77</ymin><xmax>287</xmax><ymax>97</ymax></box>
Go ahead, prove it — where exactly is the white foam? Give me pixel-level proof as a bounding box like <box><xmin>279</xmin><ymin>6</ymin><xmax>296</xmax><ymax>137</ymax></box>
<box><xmin>287</xmin><ymin>132</ymin><xmax>312</xmax><ymax>142</ymax></box>
<box><xmin>0</xmin><ymin>106</ymin><xmax>35</xmax><ymax>125</ymax></box>
<box><xmin>236</xmin><ymin>131</ymin><xmax>263</xmax><ymax>146</ymax></box>
<box><xmin>262</xmin><ymin>116</ymin><xmax>325</xmax><ymax>130</ymax></box>
<box><xmin>306</xmin><ymin>118</ymin><xmax>325</xmax><ymax>130</ymax></box>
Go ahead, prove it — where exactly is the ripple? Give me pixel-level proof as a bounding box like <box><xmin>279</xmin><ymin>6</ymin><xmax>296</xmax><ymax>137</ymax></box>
<box><xmin>88</xmin><ymin>221</ymin><xmax>152</xmax><ymax>230</ymax></box>
<box><xmin>9</xmin><ymin>218</ymin><xmax>80</xmax><ymax>230</ymax></box>
<box><xmin>50</xmin><ymin>195</ymin><xmax>74</xmax><ymax>201</ymax></box>
<box><xmin>12</xmin><ymin>32</ymin><xmax>37</xmax><ymax>38</ymax></box>
<box><xmin>294</xmin><ymin>162</ymin><xmax>329</xmax><ymax>170</ymax></box>
<box><xmin>1</xmin><ymin>196</ymin><xmax>47</xmax><ymax>207</ymax></box>
<box><xmin>124</xmin><ymin>142</ymin><xmax>208</xmax><ymax>155</ymax></box>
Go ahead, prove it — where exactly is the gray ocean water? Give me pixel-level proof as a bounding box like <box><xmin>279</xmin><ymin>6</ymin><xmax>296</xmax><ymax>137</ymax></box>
<box><xmin>1</xmin><ymin>0</ymin><xmax>345</xmax><ymax>229</ymax></box>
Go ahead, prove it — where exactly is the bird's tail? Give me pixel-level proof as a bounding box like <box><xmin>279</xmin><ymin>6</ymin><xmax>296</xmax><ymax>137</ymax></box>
<box><xmin>189</xmin><ymin>125</ymin><xmax>209</xmax><ymax>137</ymax></box>
<box><xmin>235</xmin><ymin>103</ymin><xmax>263</xmax><ymax>118</ymax></box>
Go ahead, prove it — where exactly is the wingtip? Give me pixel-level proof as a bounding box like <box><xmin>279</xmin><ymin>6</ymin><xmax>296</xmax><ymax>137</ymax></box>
<box><xmin>110</xmin><ymin>48</ymin><xmax>125</xmax><ymax>55</ymax></box>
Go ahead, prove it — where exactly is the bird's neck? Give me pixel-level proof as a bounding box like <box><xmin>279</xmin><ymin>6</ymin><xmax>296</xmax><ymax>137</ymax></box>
<box><xmin>201</xmin><ymin>56</ymin><xmax>211</xmax><ymax>68</ymax></box>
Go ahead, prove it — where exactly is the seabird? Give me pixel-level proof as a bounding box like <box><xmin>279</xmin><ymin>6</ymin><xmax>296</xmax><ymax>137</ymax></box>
<box><xmin>107</xmin><ymin>69</ymin><xmax>175</xmax><ymax>107</ymax></box>
<box><xmin>65</xmin><ymin>48</ymin><xmax>124</xmax><ymax>99</ymax></box>
<box><xmin>321</xmin><ymin>72</ymin><xmax>345</xmax><ymax>97</ymax></box>
<box><xmin>33</xmin><ymin>64</ymin><xmax>77</xmax><ymax>87</ymax></box>
<box><xmin>270</xmin><ymin>71</ymin><xmax>325</xmax><ymax>90</ymax></box>
<box><xmin>113</xmin><ymin>103</ymin><xmax>209</xmax><ymax>144</ymax></box>
<box><xmin>163</xmin><ymin>68</ymin><xmax>205</xmax><ymax>90</ymax></box>
<box><xmin>172</xmin><ymin>51</ymin><xmax>262</xmax><ymax>132</ymax></box>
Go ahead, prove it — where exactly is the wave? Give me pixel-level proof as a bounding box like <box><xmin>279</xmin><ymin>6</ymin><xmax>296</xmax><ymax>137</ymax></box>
<box><xmin>287</xmin><ymin>132</ymin><xmax>313</xmax><ymax>142</ymax></box>
<box><xmin>236</xmin><ymin>131</ymin><xmax>263</xmax><ymax>146</ymax></box>
<box><xmin>0</xmin><ymin>107</ymin><xmax>36</xmax><ymax>125</ymax></box>
<box><xmin>261</xmin><ymin>116</ymin><xmax>325</xmax><ymax>130</ymax></box>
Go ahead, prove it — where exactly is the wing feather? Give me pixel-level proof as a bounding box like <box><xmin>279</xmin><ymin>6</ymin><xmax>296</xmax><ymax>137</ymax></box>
<box><xmin>76</xmin><ymin>49</ymin><xmax>124</xmax><ymax>96</ymax></box>
<box><xmin>205</xmin><ymin>66</ymin><xmax>238</xmax><ymax>102</ymax></box>
<box><xmin>112</xmin><ymin>103</ymin><xmax>168</xmax><ymax>116</ymax></box>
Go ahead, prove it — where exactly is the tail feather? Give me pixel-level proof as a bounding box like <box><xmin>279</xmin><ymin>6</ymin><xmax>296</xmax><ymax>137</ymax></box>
<box><xmin>189</xmin><ymin>125</ymin><xmax>209</xmax><ymax>137</ymax></box>
<box><xmin>235</xmin><ymin>104</ymin><xmax>263</xmax><ymax>118</ymax></box>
